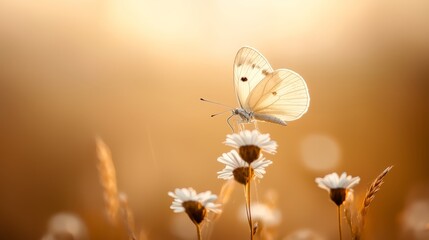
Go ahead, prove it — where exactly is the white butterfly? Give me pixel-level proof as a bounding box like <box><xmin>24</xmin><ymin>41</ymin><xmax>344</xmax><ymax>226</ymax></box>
<box><xmin>230</xmin><ymin>46</ymin><xmax>310</xmax><ymax>127</ymax></box>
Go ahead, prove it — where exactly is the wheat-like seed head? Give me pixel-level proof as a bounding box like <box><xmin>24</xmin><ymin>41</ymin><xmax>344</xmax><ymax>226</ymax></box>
<box><xmin>344</xmin><ymin>190</ymin><xmax>359</xmax><ymax>238</ymax></box>
<box><xmin>354</xmin><ymin>165</ymin><xmax>393</xmax><ymax>239</ymax></box>
<box><xmin>95</xmin><ymin>137</ymin><xmax>120</xmax><ymax>224</ymax></box>
<box><xmin>119</xmin><ymin>193</ymin><xmax>137</xmax><ymax>240</ymax></box>
<box><xmin>360</xmin><ymin>166</ymin><xmax>393</xmax><ymax>218</ymax></box>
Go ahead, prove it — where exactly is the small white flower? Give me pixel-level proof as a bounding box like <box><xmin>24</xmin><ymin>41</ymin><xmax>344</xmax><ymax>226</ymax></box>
<box><xmin>315</xmin><ymin>172</ymin><xmax>360</xmax><ymax>206</ymax></box>
<box><xmin>225</xmin><ymin>130</ymin><xmax>277</xmax><ymax>154</ymax></box>
<box><xmin>239</xmin><ymin>203</ymin><xmax>282</xmax><ymax>227</ymax></box>
<box><xmin>217</xmin><ymin>150</ymin><xmax>272</xmax><ymax>184</ymax></box>
<box><xmin>315</xmin><ymin>172</ymin><xmax>360</xmax><ymax>191</ymax></box>
<box><xmin>168</xmin><ymin>188</ymin><xmax>221</xmax><ymax>214</ymax></box>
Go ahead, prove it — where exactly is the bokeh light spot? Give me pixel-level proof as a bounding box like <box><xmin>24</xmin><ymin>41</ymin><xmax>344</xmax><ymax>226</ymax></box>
<box><xmin>300</xmin><ymin>134</ymin><xmax>341</xmax><ymax>171</ymax></box>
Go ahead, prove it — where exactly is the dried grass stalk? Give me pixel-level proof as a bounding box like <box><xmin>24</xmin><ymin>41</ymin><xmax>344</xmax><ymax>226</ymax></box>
<box><xmin>344</xmin><ymin>190</ymin><xmax>358</xmax><ymax>237</ymax></box>
<box><xmin>354</xmin><ymin>165</ymin><xmax>393</xmax><ymax>239</ymax></box>
<box><xmin>205</xmin><ymin>179</ymin><xmax>235</xmax><ymax>239</ymax></box>
<box><xmin>218</xmin><ymin>179</ymin><xmax>236</xmax><ymax>205</ymax></box>
<box><xmin>211</xmin><ymin>179</ymin><xmax>235</xmax><ymax>221</ymax></box>
<box><xmin>119</xmin><ymin>193</ymin><xmax>137</xmax><ymax>240</ymax></box>
<box><xmin>96</xmin><ymin>137</ymin><xmax>120</xmax><ymax>224</ymax></box>
<box><xmin>360</xmin><ymin>165</ymin><xmax>393</xmax><ymax>220</ymax></box>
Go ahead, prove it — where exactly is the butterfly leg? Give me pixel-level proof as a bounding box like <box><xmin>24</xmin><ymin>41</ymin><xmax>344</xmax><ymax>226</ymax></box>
<box><xmin>238</xmin><ymin>122</ymin><xmax>246</xmax><ymax>132</ymax></box>
<box><xmin>227</xmin><ymin>115</ymin><xmax>246</xmax><ymax>132</ymax></box>
<box><xmin>251</xmin><ymin>121</ymin><xmax>259</xmax><ymax>131</ymax></box>
<box><xmin>226</xmin><ymin>114</ymin><xmax>235</xmax><ymax>132</ymax></box>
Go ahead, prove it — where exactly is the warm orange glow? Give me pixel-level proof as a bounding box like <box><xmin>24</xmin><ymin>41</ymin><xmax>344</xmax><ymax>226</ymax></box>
<box><xmin>0</xmin><ymin>0</ymin><xmax>428</xmax><ymax>239</ymax></box>
<box><xmin>300</xmin><ymin>134</ymin><xmax>341</xmax><ymax>171</ymax></box>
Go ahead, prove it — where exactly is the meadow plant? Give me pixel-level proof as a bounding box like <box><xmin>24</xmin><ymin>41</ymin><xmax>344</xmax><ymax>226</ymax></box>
<box><xmin>168</xmin><ymin>188</ymin><xmax>221</xmax><ymax>240</ymax></box>
<box><xmin>345</xmin><ymin>166</ymin><xmax>394</xmax><ymax>240</ymax></box>
<box><xmin>217</xmin><ymin>130</ymin><xmax>277</xmax><ymax>239</ymax></box>
<box><xmin>95</xmin><ymin>130</ymin><xmax>393</xmax><ymax>240</ymax></box>
<box><xmin>316</xmin><ymin>172</ymin><xmax>360</xmax><ymax>240</ymax></box>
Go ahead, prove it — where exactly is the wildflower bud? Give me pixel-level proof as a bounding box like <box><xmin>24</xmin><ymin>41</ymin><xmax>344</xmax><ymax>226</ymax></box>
<box><xmin>315</xmin><ymin>172</ymin><xmax>360</xmax><ymax>206</ymax></box>
<box><xmin>233</xmin><ymin>167</ymin><xmax>254</xmax><ymax>185</ymax></box>
<box><xmin>218</xmin><ymin>150</ymin><xmax>272</xmax><ymax>184</ymax></box>
<box><xmin>329</xmin><ymin>188</ymin><xmax>347</xmax><ymax>206</ymax></box>
<box><xmin>239</xmin><ymin>145</ymin><xmax>261</xmax><ymax>164</ymax></box>
<box><xmin>182</xmin><ymin>201</ymin><xmax>207</xmax><ymax>224</ymax></box>
<box><xmin>168</xmin><ymin>188</ymin><xmax>221</xmax><ymax>225</ymax></box>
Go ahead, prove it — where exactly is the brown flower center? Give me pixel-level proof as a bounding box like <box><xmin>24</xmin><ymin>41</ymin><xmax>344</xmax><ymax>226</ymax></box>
<box><xmin>233</xmin><ymin>166</ymin><xmax>254</xmax><ymax>185</ymax></box>
<box><xmin>330</xmin><ymin>188</ymin><xmax>347</xmax><ymax>206</ymax></box>
<box><xmin>182</xmin><ymin>201</ymin><xmax>206</xmax><ymax>224</ymax></box>
<box><xmin>239</xmin><ymin>145</ymin><xmax>261</xmax><ymax>164</ymax></box>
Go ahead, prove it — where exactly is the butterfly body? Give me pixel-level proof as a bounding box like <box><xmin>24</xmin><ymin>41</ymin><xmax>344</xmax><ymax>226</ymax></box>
<box><xmin>232</xmin><ymin>108</ymin><xmax>287</xmax><ymax>126</ymax></box>
<box><xmin>231</xmin><ymin>46</ymin><xmax>310</xmax><ymax>127</ymax></box>
<box><xmin>232</xmin><ymin>108</ymin><xmax>253</xmax><ymax>122</ymax></box>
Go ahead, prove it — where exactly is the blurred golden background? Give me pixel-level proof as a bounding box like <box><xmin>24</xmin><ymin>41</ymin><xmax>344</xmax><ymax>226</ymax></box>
<box><xmin>0</xmin><ymin>0</ymin><xmax>428</xmax><ymax>239</ymax></box>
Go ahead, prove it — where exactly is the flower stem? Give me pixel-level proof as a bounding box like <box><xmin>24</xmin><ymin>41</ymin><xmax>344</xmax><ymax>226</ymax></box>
<box><xmin>244</xmin><ymin>174</ymin><xmax>254</xmax><ymax>240</ymax></box>
<box><xmin>338</xmin><ymin>205</ymin><xmax>342</xmax><ymax>240</ymax></box>
<box><xmin>195</xmin><ymin>222</ymin><xmax>202</xmax><ymax>240</ymax></box>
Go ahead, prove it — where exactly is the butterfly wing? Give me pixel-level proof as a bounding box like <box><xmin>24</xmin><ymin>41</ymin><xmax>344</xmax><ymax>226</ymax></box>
<box><xmin>233</xmin><ymin>47</ymin><xmax>274</xmax><ymax>109</ymax></box>
<box><xmin>247</xmin><ymin>69</ymin><xmax>310</xmax><ymax>123</ymax></box>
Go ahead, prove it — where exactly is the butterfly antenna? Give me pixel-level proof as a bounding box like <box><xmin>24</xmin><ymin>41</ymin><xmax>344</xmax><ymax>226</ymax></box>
<box><xmin>200</xmin><ymin>98</ymin><xmax>234</xmax><ymax>109</ymax></box>
<box><xmin>201</xmin><ymin>97</ymin><xmax>236</xmax><ymax>132</ymax></box>
<box><xmin>210</xmin><ymin>109</ymin><xmax>232</xmax><ymax>118</ymax></box>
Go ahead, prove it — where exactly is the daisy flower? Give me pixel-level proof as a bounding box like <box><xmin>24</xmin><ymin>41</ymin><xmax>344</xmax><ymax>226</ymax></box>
<box><xmin>316</xmin><ymin>172</ymin><xmax>360</xmax><ymax>206</ymax></box>
<box><xmin>217</xmin><ymin>150</ymin><xmax>272</xmax><ymax>185</ymax></box>
<box><xmin>168</xmin><ymin>188</ymin><xmax>221</xmax><ymax>224</ymax></box>
<box><xmin>225</xmin><ymin>130</ymin><xmax>277</xmax><ymax>164</ymax></box>
<box><xmin>316</xmin><ymin>172</ymin><xmax>360</xmax><ymax>240</ymax></box>
<box><xmin>239</xmin><ymin>203</ymin><xmax>282</xmax><ymax>228</ymax></box>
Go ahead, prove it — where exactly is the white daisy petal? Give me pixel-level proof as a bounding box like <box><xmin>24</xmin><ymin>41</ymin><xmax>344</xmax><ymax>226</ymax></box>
<box><xmin>217</xmin><ymin>150</ymin><xmax>272</xmax><ymax>181</ymax></box>
<box><xmin>168</xmin><ymin>187</ymin><xmax>221</xmax><ymax>216</ymax></box>
<box><xmin>218</xmin><ymin>171</ymin><xmax>233</xmax><ymax>179</ymax></box>
<box><xmin>338</xmin><ymin>172</ymin><xmax>348</xmax><ymax>188</ymax></box>
<box><xmin>198</xmin><ymin>191</ymin><xmax>218</xmax><ymax>205</ymax></box>
<box><xmin>230</xmin><ymin>151</ymin><xmax>246</xmax><ymax>167</ymax></box>
<box><xmin>224</xmin><ymin>130</ymin><xmax>278</xmax><ymax>154</ymax></box>
<box><xmin>326</xmin><ymin>174</ymin><xmax>337</xmax><ymax>188</ymax></box>
<box><xmin>251</xmin><ymin>156</ymin><xmax>273</xmax><ymax>170</ymax></box>
<box><xmin>316</xmin><ymin>177</ymin><xmax>331</xmax><ymax>191</ymax></box>
<box><xmin>346</xmin><ymin>176</ymin><xmax>360</xmax><ymax>188</ymax></box>
<box><xmin>217</xmin><ymin>150</ymin><xmax>248</xmax><ymax>179</ymax></box>
<box><xmin>168</xmin><ymin>191</ymin><xmax>176</xmax><ymax>198</ymax></box>
<box><xmin>315</xmin><ymin>172</ymin><xmax>360</xmax><ymax>192</ymax></box>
